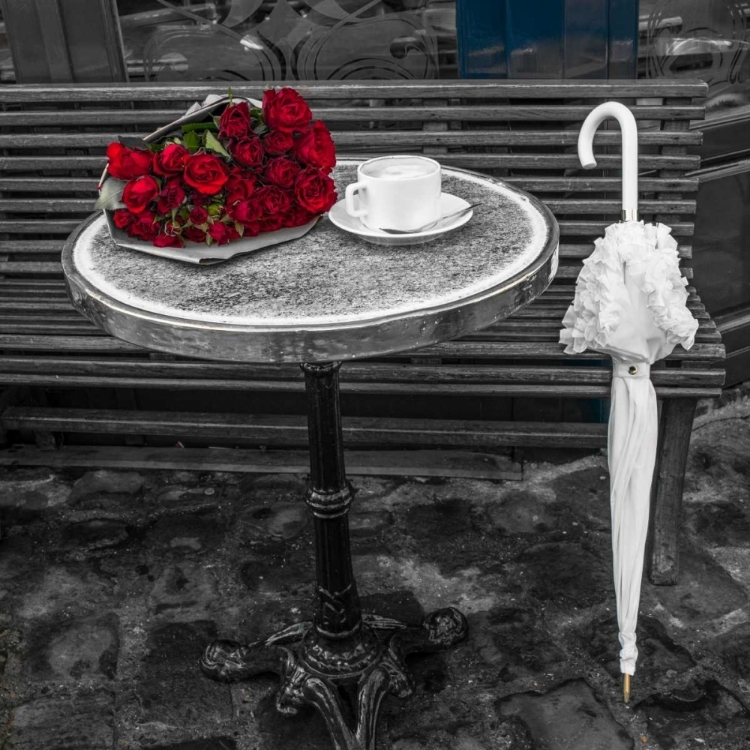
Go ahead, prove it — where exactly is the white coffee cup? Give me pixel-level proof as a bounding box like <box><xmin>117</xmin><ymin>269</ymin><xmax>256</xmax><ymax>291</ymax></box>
<box><xmin>345</xmin><ymin>155</ymin><xmax>442</xmax><ymax>232</ymax></box>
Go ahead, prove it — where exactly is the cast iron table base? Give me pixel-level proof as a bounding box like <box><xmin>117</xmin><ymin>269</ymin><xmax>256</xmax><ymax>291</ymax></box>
<box><xmin>201</xmin><ymin>362</ymin><xmax>468</xmax><ymax>750</ymax></box>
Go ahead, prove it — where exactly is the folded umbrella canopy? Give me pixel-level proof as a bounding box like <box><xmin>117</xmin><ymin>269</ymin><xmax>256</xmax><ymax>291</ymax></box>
<box><xmin>560</xmin><ymin>102</ymin><xmax>699</xmax><ymax>703</ymax></box>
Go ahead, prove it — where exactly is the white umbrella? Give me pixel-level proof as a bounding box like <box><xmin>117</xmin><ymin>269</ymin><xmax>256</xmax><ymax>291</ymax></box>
<box><xmin>560</xmin><ymin>102</ymin><xmax>699</xmax><ymax>703</ymax></box>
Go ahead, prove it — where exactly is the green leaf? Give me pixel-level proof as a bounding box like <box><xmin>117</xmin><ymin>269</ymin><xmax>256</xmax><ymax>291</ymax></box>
<box><xmin>94</xmin><ymin>177</ymin><xmax>128</xmax><ymax>210</ymax></box>
<box><xmin>204</xmin><ymin>130</ymin><xmax>231</xmax><ymax>159</ymax></box>
<box><xmin>235</xmin><ymin>222</ymin><xmax>245</xmax><ymax>237</ymax></box>
<box><xmin>182</xmin><ymin>122</ymin><xmax>219</xmax><ymax>133</ymax></box>
<box><xmin>183</xmin><ymin>130</ymin><xmax>201</xmax><ymax>153</ymax></box>
<box><xmin>227</xmin><ymin>86</ymin><xmax>233</xmax><ymax>105</ymax></box>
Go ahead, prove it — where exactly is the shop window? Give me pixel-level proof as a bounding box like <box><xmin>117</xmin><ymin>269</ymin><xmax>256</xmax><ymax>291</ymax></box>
<box><xmin>117</xmin><ymin>0</ymin><xmax>457</xmax><ymax>81</ymax></box>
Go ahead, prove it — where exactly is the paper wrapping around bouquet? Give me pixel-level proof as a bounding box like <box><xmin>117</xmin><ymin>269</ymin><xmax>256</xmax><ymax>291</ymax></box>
<box><xmin>104</xmin><ymin>211</ymin><xmax>319</xmax><ymax>265</ymax></box>
<box><xmin>100</xmin><ymin>94</ymin><xmax>320</xmax><ymax>265</ymax></box>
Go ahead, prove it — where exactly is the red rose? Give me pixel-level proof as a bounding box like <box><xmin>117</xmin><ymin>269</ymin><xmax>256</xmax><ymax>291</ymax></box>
<box><xmin>122</xmin><ymin>175</ymin><xmax>160</xmax><ymax>214</ymax></box>
<box><xmin>219</xmin><ymin>101</ymin><xmax>252</xmax><ymax>139</ymax></box>
<box><xmin>183</xmin><ymin>226</ymin><xmax>207</xmax><ymax>243</ymax></box>
<box><xmin>230</xmin><ymin>136</ymin><xmax>264</xmax><ymax>169</ymax></box>
<box><xmin>227</xmin><ymin>197</ymin><xmax>260</xmax><ymax>225</ymax></box>
<box><xmin>283</xmin><ymin>204</ymin><xmax>314</xmax><ymax>229</ymax></box>
<box><xmin>183</xmin><ymin>153</ymin><xmax>229</xmax><ymax>195</ymax></box>
<box><xmin>208</xmin><ymin>222</ymin><xmax>240</xmax><ymax>246</ymax></box>
<box><xmin>263</xmin><ymin>157</ymin><xmax>301</xmax><ymax>189</ymax></box>
<box><xmin>259</xmin><ymin>214</ymin><xmax>284</xmax><ymax>233</ymax></box>
<box><xmin>112</xmin><ymin>209</ymin><xmax>135</xmax><ymax>230</ymax></box>
<box><xmin>153</xmin><ymin>143</ymin><xmax>189</xmax><ymax>177</ymax></box>
<box><xmin>262</xmin><ymin>88</ymin><xmax>312</xmax><ymax>134</ymax></box>
<box><xmin>106</xmin><ymin>142</ymin><xmax>153</xmax><ymax>180</ymax></box>
<box><xmin>225</xmin><ymin>169</ymin><xmax>257</xmax><ymax>205</ymax></box>
<box><xmin>188</xmin><ymin>206</ymin><xmax>209</xmax><ymax>225</ymax></box>
<box><xmin>128</xmin><ymin>211</ymin><xmax>160</xmax><ymax>241</ymax></box>
<box><xmin>263</xmin><ymin>130</ymin><xmax>295</xmax><ymax>155</ymax></box>
<box><xmin>154</xmin><ymin>232</ymin><xmax>184</xmax><ymax>248</ymax></box>
<box><xmin>156</xmin><ymin>177</ymin><xmax>186</xmax><ymax>214</ymax></box>
<box><xmin>294</xmin><ymin>168</ymin><xmax>337</xmax><ymax>214</ymax></box>
<box><xmin>294</xmin><ymin>122</ymin><xmax>336</xmax><ymax>173</ymax></box>
<box><xmin>191</xmin><ymin>192</ymin><xmax>211</xmax><ymax>207</ymax></box>
<box><xmin>255</xmin><ymin>186</ymin><xmax>292</xmax><ymax>216</ymax></box>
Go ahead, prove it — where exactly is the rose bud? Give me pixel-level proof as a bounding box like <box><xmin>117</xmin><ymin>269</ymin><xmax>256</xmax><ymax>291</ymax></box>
<box><xmin>112</xmin><ymin>209</ymin><xmax>135</xmax><ymax>230</ymax></box>
<box><xmin>263</xmin><ymin>130</ymin><xmax>295</xmax><ymax>155</ymax></box>
<box><xmin>156</xmin><ymin>177</ymin><xmax>186</xmax><ymax>214</ymax></box>
<box><xmin>183</xmin><ymin>225</ymin><xmax>207</xmax><ymax>243</ymax></box>
<box><xmin>208</xmin><ymin>222</ymin><xmax>239</xmax><ymax>245</ymax></box>
<box><xmin>183</xmin><ymin>153</ymin><xmax>229</xmax><ymax>195</ymax></box>
<box><xmin>153</xmin><ymin>143</ymin><xmax>189</xmax><ymax>176</ymax></box>
<box><xmin>128</xmin><ymin>210</ymin><xmax>160</xmax><ymax>241</ymax></box>
<box><xmin>263</xmin><ymin>157</ymin><xmax>301</xmax><ymax>190</ymax></box>
<box><xmin>294</xmin><ymin>168</ymin><xmax>337</xmax><ymax>214</ymax></box>
<box><xmin>219</xmin><ymin>101</ymin><xmax>253</xmax><ymax>139</ymax></box>
<box><xmin>188</xmin><ymin>205</ymin><xmax>209</xmax><ymax>225</ymax></box>
<box><xmin>254</xmin><ymin>185</ymin><xmax>292</xmax><ymax>216</ymax></box>
<box><xmin>230</xmin><ymin>136</ymin><xmax>264</xmax><ymax>169</ymax></box>
<box><xmin>154</xmin><ymin>232</ymin><xmax>184</xmax><ymax>248</ymax></box>
<box><xmin>262</xmin><ymin>88</ymin><xmax>312</xmax><ymax>134</ymax></box>
<box><xmin>122</xmin><ymin>175</ymin><xmax>160</xmax><ymax>214</ymax></box>
<box><xmin>106</xmin><ymin>142</ymin><xmax>153</xmax><ymax>180</ymax></box>
<box><xmin>294</xmin><ymin>122</ymin><xmax>336</xmax><ymax>173</ymax></box>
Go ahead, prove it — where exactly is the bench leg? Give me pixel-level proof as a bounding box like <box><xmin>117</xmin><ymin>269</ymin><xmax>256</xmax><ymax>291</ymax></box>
<box><xmin>648</xmin><ymin>398</ymin><xmax>697</xmax><ymax>586</ymax></box>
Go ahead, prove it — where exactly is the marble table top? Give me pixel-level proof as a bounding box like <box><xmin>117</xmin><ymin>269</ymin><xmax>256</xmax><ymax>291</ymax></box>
<box><xmin>63</xmin><ymin>161</ymin><xmax>558</xmax><ymax>363</ymax></box>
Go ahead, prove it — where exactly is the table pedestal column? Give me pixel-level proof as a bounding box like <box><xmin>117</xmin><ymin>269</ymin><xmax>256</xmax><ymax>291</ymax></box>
<box><xmin>202</xmin><ymin>362</ymin><xmax>467</xmax><ymax>750</ymax></box>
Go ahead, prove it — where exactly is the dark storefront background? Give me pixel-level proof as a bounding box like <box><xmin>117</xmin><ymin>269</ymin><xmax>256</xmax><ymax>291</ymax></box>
<box><xmin>0</xmin><ymin>0</ymin><xmax>746</xmax><ymax>383</ymax></box>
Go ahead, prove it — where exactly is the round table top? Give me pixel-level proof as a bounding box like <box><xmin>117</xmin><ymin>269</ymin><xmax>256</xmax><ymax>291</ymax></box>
<box><xmin>63</xmin><ymin>161</ymin><xmax>559</xmax><ymax>363</ymax></box>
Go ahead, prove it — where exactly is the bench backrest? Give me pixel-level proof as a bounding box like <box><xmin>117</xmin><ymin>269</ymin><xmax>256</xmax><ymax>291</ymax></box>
<box><xmin>0</xmin><ymin>79</ymin><xmax>706</xmax><ymax>282</ymax></box>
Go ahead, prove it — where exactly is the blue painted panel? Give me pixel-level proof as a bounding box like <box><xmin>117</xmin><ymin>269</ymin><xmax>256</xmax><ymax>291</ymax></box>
<box><xmin>457</xmin><ymin>0</ymin><xmax>638</xmax><ymax>79</ymax></box>
<box><xmin>564</xmin><ymin>0</ymin><xmax>609</xmax><ymax>79</ymax></box>
<box><xmin>506</xmin><ymin>0</ymin><xmax>564</xmax><ymax>78</ymax></box>
<box><xmin>608</xmin><ymin>0</ymin><xmax>638</xmax><ymax>77</ymax></box>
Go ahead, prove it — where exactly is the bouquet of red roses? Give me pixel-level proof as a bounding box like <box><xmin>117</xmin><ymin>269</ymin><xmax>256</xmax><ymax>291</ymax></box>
<box><xmin>98</xmin><ymin>88</ymin><xmax>337</xmax><ymax>250</ymax></box>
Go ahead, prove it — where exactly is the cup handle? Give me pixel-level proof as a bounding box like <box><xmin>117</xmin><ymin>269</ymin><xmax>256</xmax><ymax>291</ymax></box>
<box><xmin>345</xmin><ymin>182</ymin><xmax>367</xmax><ymax>218</ymax></box>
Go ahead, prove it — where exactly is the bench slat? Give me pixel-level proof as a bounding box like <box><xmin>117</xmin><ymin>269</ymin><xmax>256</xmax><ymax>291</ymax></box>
<box><xmin>0</xmin><ymin>153</ymin><xmax>702</xmax><ymax>171</ymax></box>
<box><xmin>0</xmin><ymin>105</ymin><xmax>704</xmax><ymax>127</ymax></box>
<box><xmin>0</xmin><ymin>80</ymin><xmax>708</xmax><ymax>102</ymax></box>
<box><xmin>0</xmin><ymin>405</ymin><xmax>609</xmax><ymax>448</ymax></box>
<box><xmin>0</xmin><ymin>372</ymin><xmax>720</xmax><ymax>399</ymax></box>
<box><xmin>0</xmin><ymin>176</ymin><xmax>701</xmax><ymax>195</ymax></box>
<box><xmin>0</xmin><ymin>130</ymin><xmax>703</xmax><ymax>149</ymax></box>
<box><xmin>0</xmin><ymin>198</ymin><xmax>698</xmax><ymax>216</ymax></box>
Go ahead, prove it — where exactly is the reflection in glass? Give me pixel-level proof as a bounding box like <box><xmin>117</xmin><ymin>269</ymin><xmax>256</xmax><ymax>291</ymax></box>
<box><xmin>116</xmin><ymin>0</ymin><xmax>456</xmax><ymax>82</ymax></box>
<box><xmin>640</xmin><ymin>0</ymin><xmax>750</xmax><ymax>115</ymax></box>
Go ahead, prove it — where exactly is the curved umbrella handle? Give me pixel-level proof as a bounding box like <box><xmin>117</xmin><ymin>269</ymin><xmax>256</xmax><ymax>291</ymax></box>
<box><xmin>578</xmin><ymin>102</ymin><xmax>639</xmax><ymax>222</ymax></box>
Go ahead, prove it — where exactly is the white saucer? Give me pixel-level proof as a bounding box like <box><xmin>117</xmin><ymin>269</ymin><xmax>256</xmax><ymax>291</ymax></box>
<box><xmin>327</xmin><ymin>193</ymin><xmax>473</xmax><ymax>246</ymax></box>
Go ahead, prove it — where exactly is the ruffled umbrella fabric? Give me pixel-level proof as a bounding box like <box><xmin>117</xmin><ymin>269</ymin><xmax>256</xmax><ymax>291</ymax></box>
<box><xmin>560</xmin><ymin>206</ymin><xmax>698</xmax><ymax>681</ymax></box>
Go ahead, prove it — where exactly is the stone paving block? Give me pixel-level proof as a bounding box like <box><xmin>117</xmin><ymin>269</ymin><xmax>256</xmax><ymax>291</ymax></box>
<box><xmin>148</xmin><ymin>739</ymin><xmax>237</xmax><ymax>750</ymax></box>
<box><xmin>148</xmin><ymin>561</ymin><xmax>219</xmax><ymax>617</ymax></box>
<box><xmin>495</xmin><ymin>679</ymin><xmax>633</xmax><ymax>750</ymax></box>
<box><xmin>138</xmin><ymin>620</ymin><xmax>233</xmax><ymax>727</ymax></box>
<box><xmin>514</xmin><ymin>540</ymin><xmax>612</xmax><ymax>609</ymax></box>
<box><xmin>487</xmin><ymin>489</ymin><xmax>558</xmax><ymax>534</ymax></box>
<box><xmin>582</xmin><ymin>614</ymin><xmax>695</xmax><ymax>682</ymax></box>
<box><xmin>6</xmin><ymin>691</ymin><xmax>115</xmax><ymax>750</ymax></box>
<box><xmin>71</xmin><ymin>469</ymin><xmax>145</xmax><ymax>502</ymax></box>
<box><xmin>648</xmin><ymin>547</ymin><xmax>748</xmax><ymax>623</ymax></box>
<box><xmin>17</xmin><ymin>565</ymin><xmax>115</xmax><ymax>620</ymax></box>
<box><xmin>145</xmin><ymin>511</ymin><xmax>226</xmax><ymax>552</ymax></box>
<box><xmin>24</xmin><ymin>613</ymin><xmax>119</xmax><ymax>682</ymax></box>
<box><xmin>470</xmin><ymin>604</ymin><xmax>567</xmax><ymax>682</ymax></box>
<box><xmin>636</xmin><ymin>679</ymin><xmax>750</xmax><ymax>750</ymax></box>
<box><xmin>238</xmin><ymin>501</ymin><xmax>309</xmax><ymax>541</ymax></box>
<box><xmin>711</xmin><ymin>622</ymin><xmax>750</xmax><ymax>679</ymax></box>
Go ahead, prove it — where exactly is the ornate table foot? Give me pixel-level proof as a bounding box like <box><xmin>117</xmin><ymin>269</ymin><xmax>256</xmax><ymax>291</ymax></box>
<box><xmin>201</xmin><ymin>607</ymin><xmax>468</xmax><ymax>750</ymax></box>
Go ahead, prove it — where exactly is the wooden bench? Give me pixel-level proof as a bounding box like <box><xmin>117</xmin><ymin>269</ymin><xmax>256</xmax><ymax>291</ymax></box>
<box><xmin>0</xmin><ymin>79</ymin><xmax>724</xmax><ymax>584</ymax></box>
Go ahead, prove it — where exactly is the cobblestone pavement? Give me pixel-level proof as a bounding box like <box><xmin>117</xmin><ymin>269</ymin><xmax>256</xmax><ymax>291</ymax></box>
<box><xmin>0</xmin><ymin>389</ymin><xmax>749</xmax><ymax>750</ymax></box>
